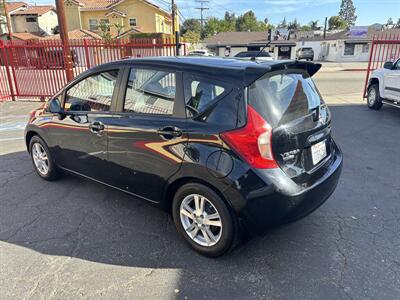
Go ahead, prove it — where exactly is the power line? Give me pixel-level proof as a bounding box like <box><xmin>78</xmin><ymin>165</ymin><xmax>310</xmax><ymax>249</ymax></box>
<box><xmin>195</xmin><ymin>0</ymin><xmax>209</xmax><ymax>31</ymax></box>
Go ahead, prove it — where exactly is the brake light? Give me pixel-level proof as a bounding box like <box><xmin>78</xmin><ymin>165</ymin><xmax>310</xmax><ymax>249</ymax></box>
<box><xmin>220</xmin><ymin>105</ymin><xmax>278</xmax><ymax>169</ymax></box>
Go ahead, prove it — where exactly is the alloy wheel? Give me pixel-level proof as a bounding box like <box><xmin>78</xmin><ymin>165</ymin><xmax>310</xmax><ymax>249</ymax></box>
<box><xmin>179</xmin><ymin>194</ymin><xmax>223</xmax><ymax>247</ymax></box>
<box><xmin>32</xmin><ymin>142</ymin><xmax>49</xmax><ymax>175</ymax></box>
<box><xmin>368</xmin><ymin>88</ymin><xmax>376</xmax><ymax>106</ymax></box>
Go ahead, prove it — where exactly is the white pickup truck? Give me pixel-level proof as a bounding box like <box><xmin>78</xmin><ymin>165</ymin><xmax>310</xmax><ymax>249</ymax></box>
<box><xmin>367</xmin><ymin>58</ymin><xmax>400</xmax><ymax>109</ymax></box>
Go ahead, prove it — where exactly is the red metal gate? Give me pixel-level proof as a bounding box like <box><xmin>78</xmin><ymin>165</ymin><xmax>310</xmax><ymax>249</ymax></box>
<box><xmin>363</xmin><ymin>32</ymin><xmax>400</xmax><ymax>98</ymax></box>
<box><xmin>0</xmin><ymin>38</ymin><xmax>186</xmax><ymax>101</ymax></box>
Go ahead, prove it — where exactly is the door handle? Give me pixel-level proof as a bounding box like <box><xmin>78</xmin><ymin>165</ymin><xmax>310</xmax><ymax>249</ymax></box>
<box><xmin>89</xmin><ymin>121</ymin><xmax>105</xmax><ymax>134</ymax></box>
<box><xmin>157</xmin><ymin>126</ymin><xmax>182</xmax><ymax>140</ymax></box>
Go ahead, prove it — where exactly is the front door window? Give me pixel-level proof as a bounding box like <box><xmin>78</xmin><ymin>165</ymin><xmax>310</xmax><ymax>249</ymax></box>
<box><xmin>65</xmin><ymin>70</ymin><xmax>119</xmax><ymax>112</ymax></box>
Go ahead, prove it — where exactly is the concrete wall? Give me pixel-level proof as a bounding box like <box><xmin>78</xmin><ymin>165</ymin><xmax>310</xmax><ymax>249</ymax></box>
<box><xmin>37</xmin><ymin>10</ymin><xmax>58</xmax><ymax>35</ymax></box>
<box><xmin>65</xmin><ymin>2</ymin><xmax>82</xmax><ymax>31</ymax></box>
<box><xmin>12</xmin><ymin>15</ymin><xmax>39</xmax><ymax>33</ymax></box>
<box><xmin>11</xmin><ymin>11</ymin><xmax>57</xmax><ymax>35</ymax></box>
<box><xmin>296</xmin><ymin>41</ymin><xmax>322</xmax><ymax>60</ymax></box>
<box><xmin>321</xmin><ymin>40</ymin><xmax>370</xmax><ymax>62</ymax></box>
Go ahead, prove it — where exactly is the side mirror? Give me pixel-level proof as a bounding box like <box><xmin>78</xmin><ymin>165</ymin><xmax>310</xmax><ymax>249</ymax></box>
<box><xmin>48</xmin><ymin>98</ymin><xmax>62</xmax><ymax>114</ymax></box>
<box><xmin>383</xmin><ymin>61</ymin><xmax>393</xmax><ymax>69</ymax></box>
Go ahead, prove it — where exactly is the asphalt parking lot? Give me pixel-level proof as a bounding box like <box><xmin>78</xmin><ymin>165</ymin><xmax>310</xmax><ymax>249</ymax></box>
<box><xmin>1</xmin><ymin>69</ymin><xmax>400</xmax><ymax>299</ymax></box>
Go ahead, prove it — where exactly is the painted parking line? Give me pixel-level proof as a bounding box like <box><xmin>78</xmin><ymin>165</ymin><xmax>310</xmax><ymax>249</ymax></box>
<box><xmin>0</xmin><ymin>137</ymin><xmax>24</xmax><ymax>142</ymax></box>
<box><xmin>0</xmin><ymin>115</ymin><xmax>29</xmax><ymax>120</ymax></box>
<box><xmin>0</xmin><ymin>122</ymin><xmax>27</xmax><ymax>132</ymax></box>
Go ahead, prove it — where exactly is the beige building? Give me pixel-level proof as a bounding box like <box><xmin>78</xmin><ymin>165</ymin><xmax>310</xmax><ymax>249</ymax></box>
<box><xmin>1</xmin><ymin>2</ymin><xmax>28</xmax><ymax>37</ymax></box>
<box><xmin>10</xmin><ymin>5</ymin><xmax>58</xmax><ymax>36</ymax></box>
<box><xmin>64</xmin><ymin>0</ymin><xmax>178</xmax><ymax>38</ymax></box>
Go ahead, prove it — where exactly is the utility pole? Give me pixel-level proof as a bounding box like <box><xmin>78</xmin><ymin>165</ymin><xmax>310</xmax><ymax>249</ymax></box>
<box><xmin>323</xmin><ymin>17</ymin><xmax>328</xmax><ymax>40</ymax></box>
<box><xmin>55</xmin><ymin>0</ymin><xmax>73</xmax><ymax>82</ymax></box>
<box><xmin>195</xmin><ymin>0</ymin><xmax>209</xmax><ymax>35</ymax></box>
<box><xmin>171</xmin><ymin>0</ymin><xmax>176</xmax><ymax>35</ymax></box>
<box><xmin>2</xmin><ymin>0</ymin><xmax>13</xmax><ymax>40</ymax></box>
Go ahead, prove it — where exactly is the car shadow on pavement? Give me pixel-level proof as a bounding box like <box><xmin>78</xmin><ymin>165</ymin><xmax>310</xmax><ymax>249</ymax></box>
<box><xmin>1</xmin><ymin>104</ymin><xmax>399</xmax><ymax>299</ymax></box>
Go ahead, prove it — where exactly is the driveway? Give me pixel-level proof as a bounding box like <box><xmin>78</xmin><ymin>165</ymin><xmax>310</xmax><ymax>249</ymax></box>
<box><xmin>1</xmin><ymin>97</ymin><xmax>400</xmax><ymax>299</ymax></box>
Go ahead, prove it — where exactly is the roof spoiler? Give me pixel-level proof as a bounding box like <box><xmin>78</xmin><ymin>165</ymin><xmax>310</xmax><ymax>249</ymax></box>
<box><xmin>270</xmin><ymin>60</ymin><xmax>322</xmax><ymax>77</ymax></box>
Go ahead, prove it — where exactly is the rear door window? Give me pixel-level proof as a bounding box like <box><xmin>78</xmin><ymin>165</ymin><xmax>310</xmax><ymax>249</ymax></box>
<box><xmin>123</xmin><ymin>68</ymin><xmax>176</xmax><ymax>115</ymax></box>
<box><xmin>184</xmin><ymin>76</ymin><xmax>229</xmax><ymax>117</ymax></box>
<box><xmin>249</xmin><ymin>69</ymin><xmax>324</xmax><ymax>126</ymax></box>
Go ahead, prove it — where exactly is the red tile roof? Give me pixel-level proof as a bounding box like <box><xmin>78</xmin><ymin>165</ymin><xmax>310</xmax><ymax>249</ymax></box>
<box><xmin>12</xmin><ymin>32</ymin><xmax>42</xmax><ymax>40</ymax></box>
<box><xmin>5</xmin><ymin>2</ymin><xmax>27</xmax><ymax>13</ymax></box>
<box><xmin>72</xmin><ymin>0</ymin><xmax>169</xmax><ymax>14</ymax></box>
<box><xmin>11</xmin><ymin>5</ymin><xmax>55</xmax><ymax>16</ymax></box>
<box><xmin>41</xmin><ymin>29</ymin><xmax>102</xmax><ymax>40</ymax></box>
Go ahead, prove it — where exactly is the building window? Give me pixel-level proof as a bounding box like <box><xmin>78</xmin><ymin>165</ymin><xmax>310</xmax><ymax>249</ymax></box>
<box><xmin>26</xmin><ymin>16</ymin><xmax>37</xmax><ymax>23</ymax></box>
<box><xmin>89</xmin><ymin>19</ymin><xmax>98</xmax><ymax>31</ymax></box>
<box><xmin>344</xmin><ymin>43</ymin><xmax>355</xmax><ymax>56</ymax></box>
<box><xmin>129</xmin><ymin>18</ymin><xmax>137</xmax><ymax>27</ymax></box>
<box><xmin>362</xmin><ymin>44</ymin><xmax>369</xmax><ymax>53</ymax></box>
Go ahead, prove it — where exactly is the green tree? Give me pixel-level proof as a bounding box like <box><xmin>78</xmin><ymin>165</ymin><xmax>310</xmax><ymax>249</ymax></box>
<box><xmin>288</xmin><ymin>18</ymin><xmax>300</xmax><ymax>31</ymax></box>
<box><xmin>221</xmin><ymin>11</ymin><xmax>236</xmax><ymax>31</ymax></box>
<box><xmin>300</xmin><ymin>25</ymin><xmax>311</xmax><ymax>31</ymax></box>
<box><xmin>183</xmin><ymin>30</ymin><xmax>201</xmax><ymax>46</ymax></box>
<box><xmin>338</xmin><ymin>0</ymin><xmax>357</xmax><ymax>28</ymax></box>
<box><xmin>97</xmin><ymin>21</ymin><xmax>112</xmax><ymax>41</ymax></box>
<box><xmin>396</xmin><ymin>18</ymin><xmax>400</xmax><ymax>28</ymax></box>
<box><xmin>181</xmin><ymin>18</ymin><xmax>201</xmax><ymax>35</ymax></box>
<box><xmin>309</xmin><ymin>20</ymin><xmax>319</xmax><ymax>30</ymax></box>
<box><xmin>236</xmin><ymin>10</ymin><xmax>266</xmax><ymax>32</ymax></box>
<box><xmin>204</xmin><ymin>17</ymin><xmax>221</xmax><ymax>37</ymax></box>
<box><xmin>386</xmin><ymin>17</ymin><xmax>394</xmax><ymax>27</ymax></box>
<box><xmin>328</xmin><ymin>16</ymin><xmax>347</xmax><ymax>30</ymax></box>
<box><xmin>114</xmin><ymin>22</ymin><xmax>124</xmax><ymax>36</ymax></box>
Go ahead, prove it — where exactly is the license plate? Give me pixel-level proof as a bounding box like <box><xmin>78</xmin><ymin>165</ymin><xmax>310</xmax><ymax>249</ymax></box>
<box><xmin>311</xmin><ymin>140</ymin><xmax>327</xmax><ymax>165</ymax></box>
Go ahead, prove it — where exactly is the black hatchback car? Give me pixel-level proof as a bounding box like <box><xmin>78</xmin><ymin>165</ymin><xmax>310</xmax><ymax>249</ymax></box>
<box><xmin>25</xmin><ymin>57</ymin><xmax>343</xmax><ymax>256</ymax></box>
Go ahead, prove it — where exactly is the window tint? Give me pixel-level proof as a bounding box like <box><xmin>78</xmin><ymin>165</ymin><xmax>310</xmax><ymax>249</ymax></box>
<box><xmin>235</xmin><ymin>51</ymin><xmax>271</xmax><ymax>58</ymax></box>
<box><xmin>65</xmin><ymin>70</ymin><xmax>119</xmax><ymax>112</ymax></box>
<box><xmin>394</xmin><ymin>59</ymin><xmax>400</xmax><ymax>70</ymax></box>
<box><xmin>249</xmin><ymin>70</ymin><xmax>324</xmax><ymax>126</ymax></box>
<box><xmin>184</xmin><ymin>78</ymin><xmax>226</xmax><ymax>117</ymax></box>
<box><xmin>124</xmin><ymin>68</ymin><xmax>176</xmax><ymax>115</ymax></box>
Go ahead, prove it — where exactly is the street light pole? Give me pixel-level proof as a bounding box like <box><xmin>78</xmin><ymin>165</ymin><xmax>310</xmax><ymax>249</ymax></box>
<box><xmin>55</xmin><ymin>0</ymin><xmax>73</xmax><ymax>82</ymax></box>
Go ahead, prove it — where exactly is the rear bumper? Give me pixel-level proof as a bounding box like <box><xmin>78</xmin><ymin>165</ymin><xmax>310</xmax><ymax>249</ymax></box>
<box><xmin>297</xmin><ymin>55</ymin><xmax>314</xmax><ymax>59</ymax></box>
<box><xmin>223</xmin><ymin>142</ymin><xmax>343</xmax><ymax>233</ymax></box>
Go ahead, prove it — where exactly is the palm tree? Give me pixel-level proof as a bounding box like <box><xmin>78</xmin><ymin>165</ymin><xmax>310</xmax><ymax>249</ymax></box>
<box><xmin>309</xmin><ymin>20</ymin><xmax>319</xmax><ymax>30</ymax></box>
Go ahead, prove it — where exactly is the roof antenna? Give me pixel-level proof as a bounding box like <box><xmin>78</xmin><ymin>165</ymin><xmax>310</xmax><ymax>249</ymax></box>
<box><xmin>251</xmin><ymin>41</ymin><xmax>271</xmax><ymax>61</ymax></box>
<box><xmin>251</xmin><ymin>28</ymin><xmax>273</xmax><ymax>61</ymax></box>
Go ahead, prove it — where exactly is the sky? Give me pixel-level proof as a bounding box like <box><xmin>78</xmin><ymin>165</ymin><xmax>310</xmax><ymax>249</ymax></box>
<box><xmin>17</xmin><ymin>0</ymin><xmax>400</xmax><ymax>27</ymax></box>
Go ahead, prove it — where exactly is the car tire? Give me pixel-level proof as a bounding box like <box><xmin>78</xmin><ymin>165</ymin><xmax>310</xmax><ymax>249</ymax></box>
<box><xmin>29</xmin><ymin>135</ymin><xmax>61</xmax><ymax>181</ymax></box>
<box><xmin>172</xmin><ymin>183</ymin><xmax>238</xmax><ymax>257</ymax></box>
<box><xmin>367</xmin><ymin>83</ymin><xmax>383</xmax><ymax>110</ymax></box>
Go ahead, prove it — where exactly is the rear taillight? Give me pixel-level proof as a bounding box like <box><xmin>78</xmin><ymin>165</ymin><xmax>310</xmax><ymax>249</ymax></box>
<box><xmin>220</xmin><ymin>105</ymin><xmax>278</xmax><ymax>169</ymax></box>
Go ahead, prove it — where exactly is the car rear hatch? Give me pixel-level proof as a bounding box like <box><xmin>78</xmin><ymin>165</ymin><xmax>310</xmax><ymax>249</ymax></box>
<box><xmin>248</xmin><ymin>63</ymin><xmax>334</xmax><ymax>184</ymax></box>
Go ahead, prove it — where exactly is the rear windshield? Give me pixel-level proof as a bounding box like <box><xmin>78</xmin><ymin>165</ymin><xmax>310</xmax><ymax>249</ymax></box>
<box><xmin>301</xmin><ymin>48</ymin><xmax>313</xmax><ymax>51</ymax></box>
<box><xmin>235</xmin><ymin>51</ymin><xmax>271</xmax><ymax>58</ymax></box>
<box><xmin>249</xmin><ymin>69</ymin><xmax>324</xmax><ymax>127</ymax></box>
